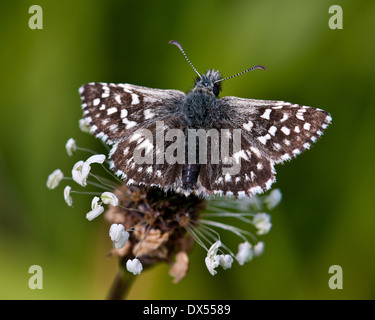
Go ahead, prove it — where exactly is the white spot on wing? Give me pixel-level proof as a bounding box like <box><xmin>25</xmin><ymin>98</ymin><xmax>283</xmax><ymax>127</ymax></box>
<box><xmin>281</xmin><ymin>126</ymin><xmax>290</xmax><ymax>135</ymax></box>
<box><xmin>144</xmin><ymin>109</ymin><xmax>155</xmax><ymax>119</ymax></box>
<box><xmin>268</xmin><ymin>126</ymin><xmax>277</xmax><ymax>136</ymax></box>
<box><xmin>122</xmin><ymin>118</ymin><xmax>137</xmax><ymax>129</ymax></box>
<box><xmin>243</xmin><ymin>120</ymin><xmax>253</xmax><ymax>131</ymax></box>
<box><xmin>121</xmin><ymin>109</ymin><xmax>128</xmax><ymax>118</ymax></box>
<box><xmin>225</xmin><ymin>173</ymin><xmax>232</xmax><ymax>182</ymax></box>
<box><xmin>250</xmin><ymin>147</ymin><xmax>261</xmax><ymax>157</ymax></box>
<box><xmin>114</xmin><ymin>94</ymin><xmax>122</xmax><ymax>104</ymax></box>
<box><xmin>280</xmin><ymin>114</ymin><xmax>289</xmax><ymax>122</ymax></box>
<box><xmin>260</xmin><ymin>109</ymin><xmax>272</xmax><ymax>120</ymax></box>
<box><xmin>107</xmin><ymin>107</ymin><xmax>117</xmax><ymax>115</ymax></box>
<box><xmin>131</xmin><ymin>93</ymin><xmax>140</xmax><ymax>105</ymax></box>
<box><xmin>258</xmin><ymin>134</ymin><xmax>271</xmax><ymax>145</ymax></box>
<box><xmin>303</xmin><ymin>123</ymin><xmax>311</xmax><ymax>131</ymax></box>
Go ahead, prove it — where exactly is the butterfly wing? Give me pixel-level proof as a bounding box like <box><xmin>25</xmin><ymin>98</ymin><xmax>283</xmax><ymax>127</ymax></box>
<box><xmin>80</xmin><ymin>82</ymin><xmax>186</xmax><ymax>189</ymax></box>
<box><xmin>196</xmin><ymin>96</ymin><xmax>332</xmax><ymax>197</ymax></box>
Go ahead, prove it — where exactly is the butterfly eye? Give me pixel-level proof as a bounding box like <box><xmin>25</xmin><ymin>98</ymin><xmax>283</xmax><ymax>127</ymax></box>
<box><xmin>213</xmin><ymin>83</ymin><xmax>221</xmax><ymax>96</ymax></box>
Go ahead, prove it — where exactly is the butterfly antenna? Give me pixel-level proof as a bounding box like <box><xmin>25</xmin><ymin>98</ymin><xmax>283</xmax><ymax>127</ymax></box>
<box><xmin>214</xmin><ymin>65</ymin><xmax>267</xmax><ymax>84</ymax></box>
<box><xmin>169</xmin><ymin>40</ymin><xmax>201</xmax><ymax>79</ymax></box>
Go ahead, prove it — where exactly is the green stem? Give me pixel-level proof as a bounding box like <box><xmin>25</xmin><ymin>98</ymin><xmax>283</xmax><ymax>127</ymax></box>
<box><xmin>107</xmin><ymin>268</ymin><xmax>135</xmax><ymax>300</ymax></box>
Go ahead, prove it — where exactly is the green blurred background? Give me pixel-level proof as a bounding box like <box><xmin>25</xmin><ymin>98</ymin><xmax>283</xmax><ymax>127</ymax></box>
<box><xmin>0</xmin><ymin>0</ymin><xmax>374</xmax><ymax>299</ymax></box>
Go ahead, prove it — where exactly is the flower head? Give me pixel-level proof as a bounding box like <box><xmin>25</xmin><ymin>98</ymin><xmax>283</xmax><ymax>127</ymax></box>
<box><xmin>47</xmin><ymin>129</ymin><xmax>282</xmax><ymax>283</ymax></box>
<box><xmin>46</xmin><ymin>169</ymin><xmax>64</xmax><ymax>189</ymax></box>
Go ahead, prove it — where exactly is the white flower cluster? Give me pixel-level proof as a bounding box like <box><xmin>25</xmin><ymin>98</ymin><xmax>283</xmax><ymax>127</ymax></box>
<box><xmin>198</xmin><ymin>189</ymin><xmax>281</xmax><ymax>276</ymax></box>
<box><xmin>48</xmin><ymin>136</ymin><xmax>282</xmax><ymax>278</ymax></box>
<box><xmin>204</xmin><ymin>240</ymin><xmax>265</xmax><ymax>276</ymax></box>
<box><xmin>47</xmin><ymin>138</ymin><xmax>144</xmax><ymax>275</ymax></box>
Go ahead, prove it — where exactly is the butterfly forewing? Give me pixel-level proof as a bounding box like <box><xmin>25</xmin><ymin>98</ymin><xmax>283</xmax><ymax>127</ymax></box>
<box><xmin>219</xmin><ymin>97</ymin><xmax>332</xmax><ymax>162</ymax></box>
<box><xmin>79</xmin><ymin>82</ymin><xmax>185</xmax><ymax>144</ymax></box>
<box><xmin>79</xmin><ymin>82</ymin><xmax>190</xmax><ymax>191</ymax></box>
<box><xmin>195</xmin><ymin>97</ymin><xmax>331</xmax><ymax>197</ymax></box>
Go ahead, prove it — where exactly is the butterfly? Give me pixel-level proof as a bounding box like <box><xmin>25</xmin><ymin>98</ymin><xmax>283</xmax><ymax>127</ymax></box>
<box><xmin>79</xmin><ymin>40</ymin><xmax>331</xmax><ymax>198</ymax></box>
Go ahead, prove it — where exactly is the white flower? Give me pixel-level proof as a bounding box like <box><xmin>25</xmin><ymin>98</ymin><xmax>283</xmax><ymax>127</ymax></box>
<box><xmin>72</xmin><ymin>160</ymin><xmax>88</xmax><ymax>187</ymax></box>
<box><xmin>109</xmin><ymin>224</ymin><xmax>129</xmax><ymax>249</ymax></box>
<box><xmin>65</xmin><ymin>138</ymin><xmax>77</xmax><ymax>156</ymax></box>
<box><xmin>237</xmin><ymin>196</ymin><xmax>262</xmax><ymax>211</ymax></box>
<box><xmin>218</xmin><ymin>254</ymin><xmax>233</xmax><ymax>270</ymax></box>
<box><xmin>82</xmin><ymin>154</ymin><xmax>106</xmax><ymax>178</ymax></box>
<box><xmin>86</xmin><ymin>196</ymin><xmax>104</xmax><ymax>221</ymax></box>
<box><xmin>126</xmin><ymin>258</ymin><xmax>143</xmax><ymax>275</ymax></box>
<box><xmin>101</xmin><ymin>192</ymin><xmax>119</xmax><ymax>206</ymax></box>
<box><xmin>254</xmin><ymin>241</ymin><xmax>265</xmax><ymax>257</ymax></box>
<box><xmin>264</xmin><ymin>189</ymin><xmax>282</xmax><ymax>209</ymax></box>
<box><xmin>205</xmin><ymin>240</ymin><xmax>221</xmax><ymax>276</ymax></box>
<box><xmin>235</xmin><ymin>241</ymin><xmax>254</xmax><ymax>265</ymax></box>
<box><xmin>46</xmin><ymin>169</ymin><xmax>64</xmax><ymax>189</ymax></box>
<box><xmin>253</xmin><ymin>213</ymin><xmax>272</xmax><ymax>235</ymax></box>
<box><xmin>63</xmin><ymin>185</ymin><xmax>73</xmax><ymax>206</ymax></box>
<box><xmin>79</xmin><ymin>118</ymin><xmax>91</xmax><ymax>133</ymax></box>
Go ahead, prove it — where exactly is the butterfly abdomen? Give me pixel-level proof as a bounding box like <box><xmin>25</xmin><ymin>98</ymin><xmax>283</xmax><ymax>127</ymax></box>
<box><xmin>181</xmin><ymin>90</ymin><xmax>217</xmax><ymax>190</ymax></box>
<box><xmin>182</xmin><ymin>163</ymin><xmax>201</xmax><ymax>190</ymax></box>
<box><xmin>182</xmin><ymin>131</ymin><xmax>201</xmax><ymax>190</ymax></box>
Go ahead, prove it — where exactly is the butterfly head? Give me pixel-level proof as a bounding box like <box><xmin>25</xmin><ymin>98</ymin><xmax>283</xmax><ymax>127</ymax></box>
<box><xmin>194</xmin><ymin>69</ymin><xmax>222</xmax><ymax>96</ymax></box>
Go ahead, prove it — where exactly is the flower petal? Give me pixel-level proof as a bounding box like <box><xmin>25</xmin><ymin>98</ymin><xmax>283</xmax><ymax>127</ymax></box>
<box><xmin>72</xmin><ymin>160</ymin><xmax>87</xmax><ymax>187</ymax></box>
<box><xmin>85</xmin><ymin>154</ymin><xmax>106</xmax><ymax>165</ymax></box>
<box><xmin>86</xmin><ymin>205</ymin><xmax>104</xmax><ymax>221</ymax></box>
<box><xmin>235</xmin><ymin>241</ymin><xmax>254</xmax><ymax>265</ymax></box>
<box><xmin>79</xmin><ymin>118</ymin><xmax>91</xmax><ymax>133</ymax></box>
<box><xmin>46</xmin><ymin>169</ymin><xmax>64</xmax><ymax>189</ymax></box>
<box><xmin>253</xmin><ymin>213</ymin><xmax>272</xmax><ymax>235</ymax></box>
<box><xmin>65</xmin><ymin>138</ymin><xmax>77</xmax><ymax>156</ymax></box>
<box><xmin>218</xmin><ymin>254</ymin><xmax>233</xmax><ymax>270</ymax></box>
<box><xmin>219</xmin><ymin>254</ymin><xmax>233</xmax><ymax>270</ymax></box>
<box><xmin>205</xmin><ymin>240</ymin><xmax>222</xmax><ymax>275</ymax></box>
<box><xmin>101</xmin><ymin>192</ymin><xmax>119</xmax><ymax>206</ymax></box>
<box><xmin>207</xmin><ymin>240</ymin><xmax>221</xmax><ymax>259</ymax></box>
<box><xmin>126</xmin><ymin>258</ymin><xmax>143</xmax><ymax>275</ymax></box>
<box><xmin>254</xmin><ymin>241</ymin><xmax>265</xmax><ymax>257</ymax></box>
<box><xmin>63</xmin><ymin>185</ymin><xmax>73</xmax><ymax>206</ymax></box>
<box><xmin>264</xmin><ymin>189</ymin><xmax>282</xmax><ymax>209</ymax></box>
<box><xmin>82</xmin><ymin>154</ymin><xmax>106</xmax><ymax>179</ymax></box>
<box><xmin>86</xmin><ymin>197</ymin><xmax>104</xmax><ymax>221</ymax></box>
<box><xmin>109</xmin><ymin>224</ymin><xmax>129</xmax><ymax>249</ymax></box>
